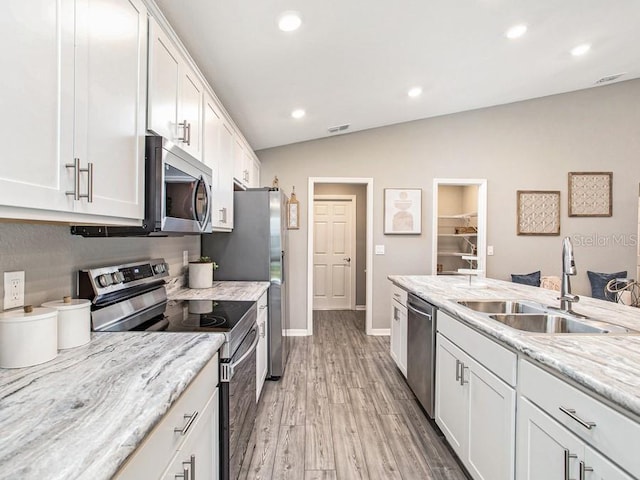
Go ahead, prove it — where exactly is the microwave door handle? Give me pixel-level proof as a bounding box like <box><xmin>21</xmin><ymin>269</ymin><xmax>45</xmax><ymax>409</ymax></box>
<box><xmin>204</xmin><ymin>182</ymin><xmax>212</xmax><ymax>231</ymax></box>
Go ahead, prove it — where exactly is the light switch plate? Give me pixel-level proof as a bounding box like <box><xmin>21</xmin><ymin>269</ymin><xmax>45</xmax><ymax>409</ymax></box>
<box><xmin>183</xmin><ymin>250</ymin><xmax>189</xmax><ymax>267</ymax></box>
<box><xmin>4</xmin><ymin>271</ymin><xmax>25</xmax><ymax>310</ymax></box>
<box><xmin>487</xmin><ymin>245</ymin><xmax>494</xmax><ymax>256</ymax></box>
<box><xmin>375</xmin><ymin>245</ymin><xmax>385</xmax><ymax>255</ymax></box>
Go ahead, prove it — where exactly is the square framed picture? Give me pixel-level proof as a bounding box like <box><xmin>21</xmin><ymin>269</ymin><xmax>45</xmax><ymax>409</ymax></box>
<box><xmin>517</xmin><ymin>190</ymin><xmax>561</xmax><ymax>236</ymax></box>
<box><xmin>384</xmin><ymin>188</ymin><xmax>422</xmax><ymax>234</ymax></box>
<box><xmin>568</xmin><ymin>172</ymin><xmax>613</xmax><ymax>217</ymax></box>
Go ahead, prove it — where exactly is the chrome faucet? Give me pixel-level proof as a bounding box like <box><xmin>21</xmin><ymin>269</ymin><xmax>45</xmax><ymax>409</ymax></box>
<box><xmin>559</xmin><ymin>236</ymin><xmax>580</xmax><ymax>313</ymax></box>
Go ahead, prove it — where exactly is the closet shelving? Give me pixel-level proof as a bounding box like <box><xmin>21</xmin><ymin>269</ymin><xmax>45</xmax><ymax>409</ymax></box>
<box><xmin>436</xmin><ymin>212</ymin><xmax>479</xmax><ymax>275</ymax></box>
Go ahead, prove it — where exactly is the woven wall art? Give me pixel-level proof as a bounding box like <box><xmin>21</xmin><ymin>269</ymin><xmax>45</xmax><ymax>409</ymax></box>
<box><xmin>568</xmin><ymin>172</ymin><xmax>612</xmax><ymax>217</ymax></box>
<box><xmin>517</xmin><ymin>190</ymin><xmax>561</xmax><ymax>235</ymax></box>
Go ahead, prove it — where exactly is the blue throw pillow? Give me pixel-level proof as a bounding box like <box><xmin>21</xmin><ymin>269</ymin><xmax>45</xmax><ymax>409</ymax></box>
<box><xmin>587</xmin><ymin>271</ymin><xmax>627</xmax><ymax>301</ymax></box>
<box><xmin>511</xmin><ymin>271</ymin><xmax>541</xmax><ymax>287</ymax></box>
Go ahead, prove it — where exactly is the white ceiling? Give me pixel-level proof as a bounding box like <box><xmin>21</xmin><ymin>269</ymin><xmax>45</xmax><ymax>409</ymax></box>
<box><xmin>154</xmin><ymin>0</ymin><xmax>640</xmax><ymax>151</ymax></box>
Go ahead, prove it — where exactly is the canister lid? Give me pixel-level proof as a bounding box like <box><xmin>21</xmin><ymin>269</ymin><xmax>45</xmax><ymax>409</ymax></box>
<box><xmin>42</xmin><ymin>298</ymin><xmax>91</xmax><ymax>311</ymax></box>
<box><xmin>0</xmin><ymin>306</ymin><xmax>57</xmax><ymax>322</ymax></box>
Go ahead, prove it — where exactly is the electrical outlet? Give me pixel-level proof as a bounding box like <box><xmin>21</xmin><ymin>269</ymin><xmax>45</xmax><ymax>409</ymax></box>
<box><xmin>183</xmin><ymin>250</ymin><xmax>189</xmax><ymax>267</ymax></box>
<box><xmin>4</xmin><ymin>271</ymin><xmax>25</xmax><ymax>310</ymax></box>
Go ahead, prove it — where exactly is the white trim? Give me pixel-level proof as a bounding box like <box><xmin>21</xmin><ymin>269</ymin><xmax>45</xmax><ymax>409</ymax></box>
<box><xmin>308</xmin><ymin>177</ymin><xmax>374</xmax><ymax>336</ymax></box>
<box><xmin>313</xmin><ymin>194</ymin><xmax>357</xmax><ymax>310</ymax></box>
<box><xmin>283</xmin><ymin>329</ymin><xmax>310</xmax><ymax>337</ymax></box>
<box><xmin>355</xmin><ymin>305</ymin><xmax>366</xmax><ymax>311</ymax></box>
<box><xmin>369</xmin><ymin>328</ymin><xmax>391</xmax><ymax>336</ymax></box>
<box><xmin>432</xmin><ymin>178</ymin><xmax>488</xmax><ymax>277</ymax></box>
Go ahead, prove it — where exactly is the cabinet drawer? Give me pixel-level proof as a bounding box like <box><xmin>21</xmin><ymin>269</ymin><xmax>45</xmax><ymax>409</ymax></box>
<box><xmin>438</xmin><ymin>311</ymin><xmax>517</xmax><ymax>386</ymax></box>
<box><xmin>116</xmin><ymin>353</ymin><xmax>219</xmax><ymax>479</ymax></box>
<box><xmin>391</xmin><ymin>284</ymin><xmax>408</xmax><ymax>307</ymax></box>
<box><xmin>519</xmin><ymin>360</ymin><xmax>640</xmax><ymax>476</ymax></box>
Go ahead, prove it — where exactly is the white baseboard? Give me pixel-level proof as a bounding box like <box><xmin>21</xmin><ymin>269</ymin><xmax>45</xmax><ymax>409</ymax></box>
<box><xmin>283</xmin><ymin>329</ymin><xmax>310</xmax><ymax>337</ymax></box>
<box><xmin>368</xmin><ymin>328</ymin><xmax>390</xmax><ymax>336</ymax></box>
<box><xmin>355</xmin><ymin>305</ymin><xmax>366</xmax><ymax>311</ymax></box>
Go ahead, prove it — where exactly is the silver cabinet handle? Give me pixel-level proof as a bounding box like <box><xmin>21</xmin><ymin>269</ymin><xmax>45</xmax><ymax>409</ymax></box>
<box><xmin>460</xmin><ymin>364</ymin><xmax>469</xmax><ymax>385</ymax></box>
<box><xmin>175</xmin><ymin>468</ymin><xmax>189</xmax><ymax>480</ymax></box>
<box><xmin>455</xmin><ymin>359</ymin><xmax>462</xmax><ymax>382</ymax></box>
<box><xmin>559</xmin><ymin>406</ymin><xmax>597</xmax><ymax>430</ymax></box>
<box><xmin>579</xmin><ymin>461</ymin><xmax>593</xmax><ymax>480</ymax></box>
<box><xmin>393</xmin><ymin>306</ymin><xmax>399</xmax><ymax>321</ymax></box>
<box><xmin>564</xmin><ymin>449</ymin><xmax>577</xmax><ymax>480</ymax></box>
<box><xmin>81</xmin><ymin>162</ymin><xmax>93</xmax><ymax>203</ymax></box>
<box><xmin>219</xmin><ymin>207</ymin><xmax>227</xmax><ymax>224</ymax></box>
<box><xmin>183</xmin><ymin>455</ymin><xmax>195</xmax><ymax>480</ymax></box>
<box><xmin>186</xmin><ymin>122</ymin><xmax>191</xmax><ymax>146</ymax></box>
<box><xmin>66</xmin><ymin>157</ymin><xmax>81</xmax><ymax>200</ymax></box>
<box><xmin>393</xmin><ymin>293</ymin><xmax>401</xmax><ymax>299</ymax></box>
<box><xmin>178</xmin><ymin>120</ymin><xmax>189</xmax><ymax>144</ymax></box>
<box><xmin>174</xmin><ymin>411</ymin><xmax>198</xmax><ymax>436</ymax></box>
<box><xmin>259</xmin><ymin>322</ymin><xmax>265</xmax><ymax>338</ymax></box>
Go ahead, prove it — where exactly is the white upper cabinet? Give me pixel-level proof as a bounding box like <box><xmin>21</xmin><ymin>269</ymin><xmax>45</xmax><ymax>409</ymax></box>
<box><xmin>203</xmin><ymin>92</ymin><xmax>234</xmax><ymax>230</ymax></box>
<box><xmin>73</xmin><ymin>0</ymin><xmax>147</xmax><ymax>220</ymax></box>
<box><xmin>148</xmin><ymin>16</ymin><xmax>203</xmax><ymax>161</ymax></box>
<box><xmin>0</xmin><ymin>0</ymin><xmax>146</xmax><ymax>223</ymax></box>
<box><xmin>233</xmin><ymin>138</ymin><xmax>261</xmax><ymax>189</ymax></box>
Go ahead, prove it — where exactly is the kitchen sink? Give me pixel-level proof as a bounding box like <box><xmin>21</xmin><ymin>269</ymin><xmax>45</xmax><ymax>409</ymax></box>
<box><xmin>488</xmin><ymin>314</ymin><xmax>634</xmax><ymax>334</ymax></box>
<box><xmin>457</xmin><ymin>300</ymin><xmax>547</xmax><ymax>315</ymax></box>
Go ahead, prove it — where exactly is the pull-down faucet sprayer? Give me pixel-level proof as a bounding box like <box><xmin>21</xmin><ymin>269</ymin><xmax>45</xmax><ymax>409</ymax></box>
<box><xmin>559</xmin><ymin>236</ymin><xmax>581</xmax><ymax>314</ymax></box>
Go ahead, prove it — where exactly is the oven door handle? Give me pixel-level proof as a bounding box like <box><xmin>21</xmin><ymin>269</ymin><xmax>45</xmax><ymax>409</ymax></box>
<box><xmin>221</xmin><ymin>328</ymin><xmax>259</xmax><ymax>382</ymax></box>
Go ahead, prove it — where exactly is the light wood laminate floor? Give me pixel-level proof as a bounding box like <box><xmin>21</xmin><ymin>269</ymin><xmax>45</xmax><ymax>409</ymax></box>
<box><xmin>239</xmin><ymin>310</ymin><xmax>468</xmax><ymax>480</ymax></box>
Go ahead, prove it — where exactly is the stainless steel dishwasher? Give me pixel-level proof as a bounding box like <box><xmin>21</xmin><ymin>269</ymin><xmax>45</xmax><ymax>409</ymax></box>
<box><xmin>406</xmin><ymin>293</ymin><xmax>437</xmax><ymax>418</ymax></box>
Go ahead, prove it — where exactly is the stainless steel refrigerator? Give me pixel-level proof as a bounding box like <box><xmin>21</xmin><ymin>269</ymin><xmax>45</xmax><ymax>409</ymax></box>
<box><xmin>201</xmin><ymin>188</ymin><xmax>290</xmax><ymax>379</ymax></box>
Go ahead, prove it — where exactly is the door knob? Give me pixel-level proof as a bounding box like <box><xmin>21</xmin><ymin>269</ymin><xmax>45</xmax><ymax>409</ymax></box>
<box><xmin>344</xmin><ymin>257</ymin><xmax>351</xmax><ymax>262</ymax></box>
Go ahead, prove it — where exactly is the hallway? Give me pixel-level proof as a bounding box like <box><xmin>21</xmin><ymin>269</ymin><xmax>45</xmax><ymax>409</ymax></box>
<box><xmin>240</xmin><ymin>310</ymin><xmax>468</xmax><ymax>479</ymax></box>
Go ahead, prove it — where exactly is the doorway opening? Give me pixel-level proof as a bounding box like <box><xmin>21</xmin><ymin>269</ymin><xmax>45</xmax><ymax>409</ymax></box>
<box><xmin>307</xmin><ymin>177</ymin><xmax>374</xmax><ymax>335</ymax></box>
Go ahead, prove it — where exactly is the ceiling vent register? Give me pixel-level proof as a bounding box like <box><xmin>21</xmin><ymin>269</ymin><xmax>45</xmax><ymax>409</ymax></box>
<box><xmin>595</xmin><ymin>73</ymin><xmax>625</xmax><ymax>84</ymax></box>
<box><xmin>328</xmin><ymin>124</ymin><xmax>350</xmax><ymax>133</ymax></box>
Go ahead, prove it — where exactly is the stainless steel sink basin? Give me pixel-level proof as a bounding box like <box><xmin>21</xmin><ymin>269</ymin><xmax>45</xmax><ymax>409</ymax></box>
<box><xmin>457</xmin><ymin>300</ymin><xmax>546</xmax><ymax>315</ymax></box>
<box><xmin>488</xmin><ymin>314</ymin><xmax>635</xmax><ymax>334</ymax></box>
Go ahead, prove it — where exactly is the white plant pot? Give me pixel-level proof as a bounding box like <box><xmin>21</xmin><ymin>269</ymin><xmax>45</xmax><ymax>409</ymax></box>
<box><xmin>189</xmin><ymin>262</ymin><xmax>213</xmax><ymax>289</ymax></box>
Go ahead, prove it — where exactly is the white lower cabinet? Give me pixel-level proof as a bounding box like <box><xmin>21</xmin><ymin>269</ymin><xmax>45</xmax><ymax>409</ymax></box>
<box><xmin>435</xmin><ymin>311</ymin><xmax>516</xmax><ymax>480</ymax></box>
<box><xmin>256</xmin><ymin>292</ymin><xmax>269</xmax><ymax>401</ymax></box>
<box><xmin>517</xmin><ymin>360</ymin><xmax>637</xmax><ymax>479</ymax></box>
<box><xmin>389</xmin><ymin>284</ymin><xmax>408</xmax><ymax>376</ymax></box>
<box><xmin>115</xmin><ymin>354</ymin><xmax>219</xmax><ymax>480</ymax></box>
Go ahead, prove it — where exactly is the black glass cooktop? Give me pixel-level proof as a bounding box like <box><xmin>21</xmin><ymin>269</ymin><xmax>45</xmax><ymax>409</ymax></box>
<box><xmin>164</xmin><ymin>299</ymin><xmax>255</xmax><ymax>332</ymax></box>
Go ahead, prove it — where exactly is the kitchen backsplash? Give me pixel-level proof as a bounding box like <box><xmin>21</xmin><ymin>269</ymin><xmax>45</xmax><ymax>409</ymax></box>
<box><xmin>0</xmin><ymin>223</ymin><xmax>199</xmax><ymax>310</ymax></box>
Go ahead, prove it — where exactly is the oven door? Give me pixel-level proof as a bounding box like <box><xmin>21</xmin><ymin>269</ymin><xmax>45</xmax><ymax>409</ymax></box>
<box><xmin>161</xmin><ymin>147</ymin><xmax>212</xmax><ymax>234</ymax></box>
<box><xmin>220</xmin><ymin>324</ymin><xmax>258</xmax><ymax>480</ymax></box>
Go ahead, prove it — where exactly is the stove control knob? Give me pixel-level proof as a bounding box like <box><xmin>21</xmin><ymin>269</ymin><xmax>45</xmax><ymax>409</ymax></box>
<box><xmin>111</xmin><ymin>271</ymin><xmax>125</xmax><ymax>284</ymax></box>
<box><xmin>154</xmin><ymin>263</ymin><xmax>167</xmax><ymax>274</ymax></box>
<box><xmin>96</xmin><ymin>274</ymin><xmax>113</xmax><ymax>288</ymax></box>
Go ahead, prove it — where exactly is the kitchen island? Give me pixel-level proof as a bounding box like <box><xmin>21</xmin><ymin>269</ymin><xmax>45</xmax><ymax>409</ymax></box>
<box><xmin>0</xmin><ymin>332</ymin><xmax>224</xmax><ymax>480</ymax></box>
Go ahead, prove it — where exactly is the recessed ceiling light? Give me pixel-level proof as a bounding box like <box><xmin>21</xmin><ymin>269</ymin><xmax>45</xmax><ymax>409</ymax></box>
<box><xmin>291</xmin><ymin>109</ymin><xmax>305</xmax><ymax>119</ymax></box>
<box><xmin>571</xmin><ymin>43</ymin><xmax>591</xmax><ymax>56</ymax></box>
<box><xmin>505</xmin><ymin>24</ymin><xmax>527</xmax><ymax>39</ymax></box>
<box><xmin>278</xmin><ymin>12</ymin><xmax>302</xmax><ymax>32</ymax></box>
<box><xmin>408</xmin><ymin>87</ymin><xmax>423</xmax><ymax>98</ymax></box>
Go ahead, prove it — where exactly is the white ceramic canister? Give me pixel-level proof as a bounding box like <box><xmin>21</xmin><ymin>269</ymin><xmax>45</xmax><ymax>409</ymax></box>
<box><xmin>0</xmin><ymin>306</ymin><xmax>58</xmax><ymax>368</ymax></box>
<box><xmin>188</xmin><ymin>262</ymin><xmax>214</xmax><ymax>289</ymax></box>
<box><xmin>42</xmin><ymin>297</ymin><xmax>91</xmax><ymax>349</ymax></box>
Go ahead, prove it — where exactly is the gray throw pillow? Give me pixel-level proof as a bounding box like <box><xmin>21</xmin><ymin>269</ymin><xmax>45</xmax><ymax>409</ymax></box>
<box><xmin>587</xmin><ymin>270</ymin><xmax>627</xmax><ymax>301</ymax></box>
<box><xmin>511</xmin><ymin>271</ymin><xmax>541</xmax><ymax>287</ymax></box>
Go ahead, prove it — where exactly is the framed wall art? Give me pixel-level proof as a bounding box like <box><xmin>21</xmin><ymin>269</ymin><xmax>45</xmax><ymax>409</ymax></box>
<box><xmin>287</xmin><ymin>187</ymin><xmax>300</xmax><ymax>229</ymax></box>
<box><xmin>517</xmin><ymin>190</ymin><xmax>561</xmax><ymax>236</ymax></box>
<box><xmin>384</xmin><ymin>188</ymin><xmax>422</xmax><ymax>234</ymax></box>
<box><xmin>568</xmin><ymin>172</ymin><xmax>612</xmax><ymax>217</ymax></box>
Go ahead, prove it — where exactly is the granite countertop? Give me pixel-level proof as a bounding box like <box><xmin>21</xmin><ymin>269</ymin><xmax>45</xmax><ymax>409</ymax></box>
<box><xmin>168</xmin><ymin>281</ymin><xmax>270</xmax><ymax>302</ymax></box>
<box><xmin>388</xmin><ymin>275</ymin><xmax>640</xmax><ymax>419</ymax></box>
<box><xmin>0</xmin><ymin>332</ymin><xmax>225</xmax><ymax>480</ymax></box>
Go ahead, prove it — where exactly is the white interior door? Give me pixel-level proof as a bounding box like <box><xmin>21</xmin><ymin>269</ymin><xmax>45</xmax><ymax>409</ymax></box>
<box><xmin>313</xmin><ymin>199</ymin><xmax>355</xmax><ymax>310</ymax></box>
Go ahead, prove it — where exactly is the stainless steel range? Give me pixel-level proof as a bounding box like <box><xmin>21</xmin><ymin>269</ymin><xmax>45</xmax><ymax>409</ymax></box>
<box><xmin>78</xmin><ymin>259</ymin><xmax>257</xmax><ymax>480</ymax></box>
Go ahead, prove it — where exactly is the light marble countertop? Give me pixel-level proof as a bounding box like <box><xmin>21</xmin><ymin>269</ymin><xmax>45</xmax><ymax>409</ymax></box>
<box><xmin>0</xmin><ymin>332</ymin><xmax>225</xmax><ymax>480</ymax></box>
<box><xmin>168</xmin><ymin>281</ymin><xmax>270</xmax><ymax>302</ymax></box>
<box><xmin>388</xmin><ymin>275</ymin><xmax>640</xmax><ymax>419</ymax></box>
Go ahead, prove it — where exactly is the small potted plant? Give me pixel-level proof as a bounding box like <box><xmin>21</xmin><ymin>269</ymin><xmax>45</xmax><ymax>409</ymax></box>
<box><xmin>188</xmin><ymin>256</ymin><xmax>219</xmax><ymax>289</ymax></box>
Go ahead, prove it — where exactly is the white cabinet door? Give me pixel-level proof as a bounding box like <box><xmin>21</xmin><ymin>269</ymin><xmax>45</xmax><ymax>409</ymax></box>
<box><xmin>583</xmin><ymin>447</ymin><xmax>635</xmax><ymax>480</ymax></box>
<box><xmin>162</xmin><ymin>388</ymin><xmax>219</xmax><ymax>480</ymax></box>
<box><xmin>203</xmin><ymin>93</ymin><xmax>234</xmax><ymax>231</ymax></box>
<box><xmin>390</xmin><ymin>301</ymin><xmax>401</xmax><ymax>369</ymax></box>
<box><xmin>73</xmin><ymin>0</ymin><xmax>146</xmax><ymax>220</ymax></box>
<box><xmin>465</xmin><ymin>353</ymin><xmax>515</xmax><ymax>480</ymax></box>
<box><xmin>250</xmin><ymin>156</ymin><xmax>261</xmax><ymax>188</ymax></box>
<box><xmin>0</xmin><ymin>0</ymin><xmax>75</xmax><ymax>217</ymax></box>
<box><xmin>256</xmin><ymin>294</ymin><xmax>269</xmax><ymax>401</ymax></box>
<box><xmin>148</xmin><ymin>17</ymin><xmax>180</xmax><ymax>141</ymax></box>
<box><xmin>517</xmin><ymin>397</ymin><xmax>583</xmax><ymax>480</ymax></box>
<box><xmin>435</xmin><ymin>335</ymin><xmax>467</xmax><ymax>455</ymax></box>
<box><xmin>233</xmin><ymin>137</ymin><xmax>246</xmax><ymax>186</ymax></box>
<box><xmin>178</xmin><ymin>65</ymin><xmax>203</xmax><ymax>161</ymax></box>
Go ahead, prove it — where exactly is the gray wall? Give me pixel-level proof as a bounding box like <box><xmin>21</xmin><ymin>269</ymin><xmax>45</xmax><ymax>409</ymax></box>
<box><xmin>314</xmin><ymin>183</ymin><xmax>367</xmax><ymax>306</ymax></box>
<box><xmin>258</xmin><ymin>79</ymin><xmax>640</xmax><ymax>331</ymax></box>
<box><xmin>0</xmin><ymin>223</ymin><xmax>199</xmax><ymax>310</ymax></box>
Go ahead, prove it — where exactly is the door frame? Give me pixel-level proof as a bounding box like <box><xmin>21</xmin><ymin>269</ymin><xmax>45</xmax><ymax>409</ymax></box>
<box><xmin>313</xmin><ymin>194</ymin><xmax>357</xmax><ymax>311</ymax></box>
<box><xmin>307</xmin><ymin>177</ymin><xmax>374</xmax><ymax>335</ymax></box>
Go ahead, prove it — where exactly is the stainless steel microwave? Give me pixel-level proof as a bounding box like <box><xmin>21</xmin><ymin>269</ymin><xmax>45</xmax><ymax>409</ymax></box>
<box><xmin>71</xmin><ymin>136</ymin><xmax>213</xmax><ymax>237</ymax></box>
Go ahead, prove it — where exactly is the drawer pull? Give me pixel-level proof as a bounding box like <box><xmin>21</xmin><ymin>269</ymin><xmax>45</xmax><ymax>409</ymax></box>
<box><xmin>174</xmin><ymin>411</ymin><xmax>198</xmax><ymax>436</ymax></box>
<box><xmin>579</xmin><ymin>461</ymin><xmax>593</xmax><ymax>480</ymax></box>
<box><xmin>175</xmin><ymin>467</ymin><xmax>189</xmax><ymax>480</ymax></box>
<box><xmin>183</xmin><ymin>455</ymin><xmax>196</xmax><ymax>480</ymax></box>
<box><xmin>559</xmin><ymin>406</ymin><xmax>597</xmax><ymax>430</ymax></box>
<box><xmin>460</xmin><ymin>364</ymin><xmax>469</xmax><ymax>386</ymax></box>
<box><xmin>393</xmin><ymin>293</ymin><xmax>401</xmax><ymax>299</ymax></box>
<box><xmin>564</xmin><ymin>449</ymin><xmax>577</xmax><ymax>480</ymax></box>
<box><xmin>455</xmin><ymin>359</ymin><xmax>462</xmax><ymax>382</ymax></box>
